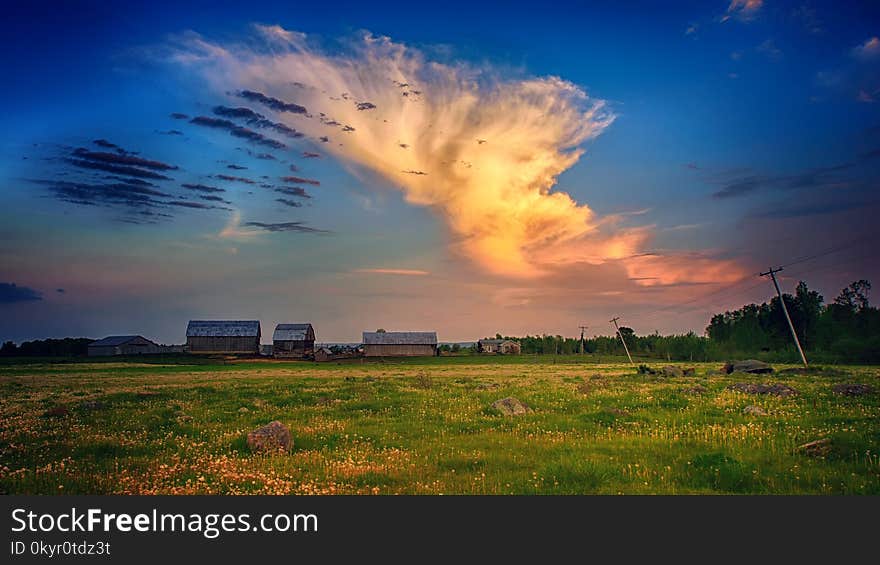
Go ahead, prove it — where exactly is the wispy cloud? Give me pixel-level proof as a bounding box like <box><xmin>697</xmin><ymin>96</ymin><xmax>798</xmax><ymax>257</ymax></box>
<box><xmin>720</xmin><ymin>0</ymin><xmax>763</xmax><ymax>23</ymax></box>
<box><xmin>245</xmin><ymin>221</ymin><xmax>329</xmax><ymax>233</ymax></box>
<box><xmin>352</xmin><ymin>268</ymin><xmax>430</xmax><ymax>276</ymax></box>
<box><xmin>756</xmin><ymin>39</ymin><xmax>783</xmax><ymax>61</ymax></box>
<box><xmin>852</xmin><ymin>36</ymin><xmax>880</xmax><ymax>60</ymax></box>
<box><xmin>0</xmin><ymin>282</ymin><xmax>42</xmax><ymax>304</ymax></box>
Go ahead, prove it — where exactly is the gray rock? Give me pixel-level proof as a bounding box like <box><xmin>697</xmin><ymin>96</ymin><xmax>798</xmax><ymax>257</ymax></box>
<box><xmin>832</xmin><ymin>383</ymin><xmax>873</xmax><ymax>397</ymax></box>
<box><xmin>727</xmin><ymin>383</ymin><xmax>798</xmax><ymax>397</ymax></box>
<box><xmin>724</xmin><ymin>360</ymin><xmax>773</xmax><ymax>374</ymax></box>
<box><xmin>247</xmin><ymin>421</ymin><xmax>292</xmax><ymax>452</ymax></box>
<box><xmin>798</xmin><ymin>438</ymin><xmax>832</xmax><ymax>457</ymax></box>
<box><xmin>681</xmin><ymin>385</ymin><xmax>707</xmax><ymax>395</ymax></box>
<box><xmin>79</xmin><ymin>400</ymin><xmax>106</xmax><ymax>411</ymax></box>
<box><xmin>660</xmin><ymin>366</ymin><xmax>684</xmax><ymax>378</ymax></box>
<box><xmin>742</xmin><ymin>405</ymin><xmax>768</xmax><ymax>416</ymax></box>
<box><xmin>490</xmin><ymin>397</ymin><xmax>531</xmax><ymax>416</ymax></box>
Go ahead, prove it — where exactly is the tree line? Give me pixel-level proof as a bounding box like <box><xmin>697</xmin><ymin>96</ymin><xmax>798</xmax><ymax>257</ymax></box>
<box><xmin>2</xmin><ymin>280</ymin><xmax>877</xmax><ymax>361</ymax></box>
<box><xmin>483</xmin><ymin>280</ymin><xmax>879</xmax><ymax>363</ymax></box>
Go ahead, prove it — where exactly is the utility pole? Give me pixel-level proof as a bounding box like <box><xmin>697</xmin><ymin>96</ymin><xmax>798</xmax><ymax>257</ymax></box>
<box><xmin>760</xmin><ymin>267</ymin><xmax>808</xmax><ymax>369</ymax></box>
<box><xmin>609</xmin><ymin>317</ymin><xmax>634</xmax><ymax>366</ymax></box>
<box><xmin>578</xmin><ymin>325</ymin><xmax>589</xmax><ymax>354</ymax></box>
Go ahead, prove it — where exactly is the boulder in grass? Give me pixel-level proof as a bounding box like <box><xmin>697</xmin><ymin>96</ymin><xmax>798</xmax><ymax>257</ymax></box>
<box><xmin>79</xmin><ymin>400</ymin><xmax>106</xmax><ymax>411</ymax></box>
<box><xmin>832</xmin><ymin>383</ymin><xmax>873</xmax><ymax>397</ymax></box>
<box><xmin>798</xmin><ymin>438</ymin><xmax>832</xmax><ymax>458</ymax></box>
<box><xmin>247</xmin><ymin>421</ymin><xmax>292</xmax><ymax>452</ymax></box>
<box><xmin>660</xmin><ymin>366</ymin><xmax>684</xmax><ymax>378</ymax></box>
<box><xmin>727</xmin><ymin>383</ymin><xmax>798</xmax><ymax>397</ymax></box>
<box><xmin>681</xmin><ymin>385</ymin><xmax>707</xmax><ymax>395</ymax></box>
<box><xmin>682</xmin><ymin>367</ymin><xmax>696</xmax><ymax>377</ymax></box>
<box><xmin>490</xmin><ymin>397</ymin><xmax>531</xmax><ymax>416</ymax></box>
<box><xmin>43</xmin><ymin>405</ymin><xmax>70</xmax><ymax>418</ymax></box>
<box><xmin>742</xmin><ymin>405</ymin><xmax>768</xmax><ymax>416</ymax></box>
<box><xmin>723</xmin><ymin>360</ymin><xmax>773</xmax><ymax>374</ymax></box>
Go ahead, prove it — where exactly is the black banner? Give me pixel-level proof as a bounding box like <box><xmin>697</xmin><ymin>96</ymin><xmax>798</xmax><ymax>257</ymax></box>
<box><xmin>1</xmin><ymin>496</ymin><xmax>875</xmax><ymax>563</ymax></box>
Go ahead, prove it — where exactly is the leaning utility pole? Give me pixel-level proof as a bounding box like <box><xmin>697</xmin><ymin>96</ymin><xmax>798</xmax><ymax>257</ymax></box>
<box><xmin>760</xmin><ymin>267</ymin><xmax>808</xmax><ymax>369</ymax></box>
<box><xmin>578</xmin><ymin>325</ymin><xmax>589</xmax><ymax>354</ymax></box>
<box><xmin>609</xmin><ymin>317</ymin><xmax>634</xmax><ymax>366</ymax></box>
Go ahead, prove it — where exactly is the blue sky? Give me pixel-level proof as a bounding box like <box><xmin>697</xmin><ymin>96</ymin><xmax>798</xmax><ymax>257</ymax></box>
<box><xmin>1</xmin><ymin>0</ymin><xmax>878</xmax><ymax>343</ymax></box>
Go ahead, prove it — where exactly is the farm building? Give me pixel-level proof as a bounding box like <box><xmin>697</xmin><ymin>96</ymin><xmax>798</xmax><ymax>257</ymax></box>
<box><xmin>478</xmin><ymin>339</ymin><xmax>521</xmax><ymax>355</ymax></box>
<box><xmin>362</xmin><ymin>331</ymin><xmax>438</xmax><ymax>357</ymax></box>
<box><xmin>186</xmin><ymin>320</ymin><xmax>261</xmax><ymax>354</ymax></box>
<box><xmin>272</xmin><ymin>323</ymin><xmax>316</xmax><ymax>358</ymax></box>
<box><xmin>88</xmin><ymin>335</ymin><xmax>161</xmax><ymax>356</ymax></box>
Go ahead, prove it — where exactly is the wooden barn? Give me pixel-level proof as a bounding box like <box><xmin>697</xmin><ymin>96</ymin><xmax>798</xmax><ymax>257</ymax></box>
<box><xmin>272</xmin><ymin>323</ymin><xmax>316</xmax><ymax>358</ymax></box>
<box><xmin>478</xmin><ymin>339</ymin><xmax>521</xmax><ymax>355</ymax></box>
<box><xmin>186</xmin><ymin>320</ymin><xmax>260</xmax><ymax>354</ymax></box>
<box><xmin>88</xmin><ymin>335</ymin><xmax>160</xmax><ymax>356</ymax></box>
<box><xmin>362</xmin><ymin>331</ymin><xmax>438</xmax><ymax>357</ymax></box>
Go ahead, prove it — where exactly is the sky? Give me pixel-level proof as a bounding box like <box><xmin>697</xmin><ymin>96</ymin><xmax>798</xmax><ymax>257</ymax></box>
<box><xmin>1</xmin><ymin>0</ymin><xmax>879</xmax><ymax>344</ymax></box>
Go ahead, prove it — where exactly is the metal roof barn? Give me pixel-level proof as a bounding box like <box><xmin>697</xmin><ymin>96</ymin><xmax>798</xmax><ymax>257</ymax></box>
<box><xmin>186</xmin><ymin>320</ymin><xmax>261</xmax><ymax>354</ymax></box>
<box><xmin>88</xmin><ymin>335</ymin><xmax>161</xmax><ymax>356</ymax></box>
<box><xmin>362</xmin><ymin>331</ymin><xmax>438</xmax><ymax>357</ymax></box>
<box><xmin>273</xmin><ymin>323</ymin><xmax>316</xmax><ymax>359</ymax></box>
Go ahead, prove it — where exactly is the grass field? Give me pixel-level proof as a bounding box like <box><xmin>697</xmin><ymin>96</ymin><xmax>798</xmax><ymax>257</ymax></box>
<box><xmin>1</xmin><ymin>356</ymin><xmax>877</xmax><ymax>494</ymax></box>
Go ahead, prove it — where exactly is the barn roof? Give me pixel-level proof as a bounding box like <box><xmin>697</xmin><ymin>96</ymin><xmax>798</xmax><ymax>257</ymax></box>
<box><xmin>479</xmin><ymin>339</ymin><xmax>517</xmax><ymax>345</ymax></box>
<box><xmin>362</xmin><ymin>331</ymin><xmax>438</xmax><ymax>345</ymax></box>
<box><xmin>89</xmin><ymin>335</ymin><xmax>148</xmax><ymax>347</ymax></box>
<box><xmin>186</xmin><ymin>320</ymin><xmax>260</xmax><ymax>337</ymax></box>
<box><xmin>273</xmin><ymin>323</ymin><xmax>314</xmax><ymax>341</ymax></box>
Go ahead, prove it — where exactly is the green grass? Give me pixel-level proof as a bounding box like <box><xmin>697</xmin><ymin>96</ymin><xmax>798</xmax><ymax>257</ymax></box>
<box><xmin>0</xmin><ymin>356</ymin><xmax>877</xmax><ymax>494</ymax></box>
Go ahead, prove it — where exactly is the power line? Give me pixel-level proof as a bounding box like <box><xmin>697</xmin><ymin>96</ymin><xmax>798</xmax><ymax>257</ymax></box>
<box><xmin>778</xmin><ymin>232</ymin><xmax>873</xmax><ymax>270</ymax></box>
<box><xmin>633</xmin><ymin>232</ymin><xmax>874</xmax><ymax>321</ymax></box>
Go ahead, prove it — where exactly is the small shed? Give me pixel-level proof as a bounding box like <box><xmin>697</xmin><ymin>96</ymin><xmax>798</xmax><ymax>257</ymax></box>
<box><xmin>478</xmin><ymin>339</ymin><xmax>521</xmax><ymax>355</ymax></box>
<box><xmin>362</xmin><ymin>331</ymin><xmax>438</xmax><ymax>357</ymax></box>
<box><xmin>314</xmin><ymin>347</ymin><xmax>334</xmax><ymax>362</ymax></box>
<box><xmin>186</xmin><ymin>320</ymin><xmax>261</xmax><ymax>354</ymax></box>
<box><xmin>88</xmin><ymin>335</ymin><xmax>161</xmax><ymax>356</ymax></box>
<box><xmin>273</xmin><ymin>323</ymin><xmax>316</xmax><ymax>358</ymax></box>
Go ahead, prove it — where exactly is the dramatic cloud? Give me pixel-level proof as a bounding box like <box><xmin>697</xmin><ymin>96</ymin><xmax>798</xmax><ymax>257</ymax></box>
<box><xmin>0</xmin><ymin>282</ymin><xmax>42</xmax><ymax>303</ymax></box>
<box><xmin>244</xmin><ymin>221</ymin><xmax>328</xmax><ymax>233</ymax></box>
<box><xmin>172</xmin><ymin>27</ymin><xmax>737</xmax><ymax>283</ymax></box>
